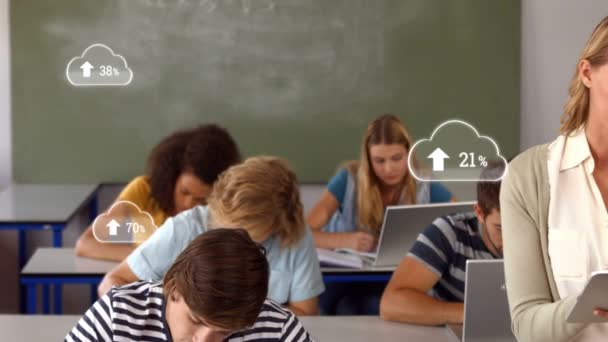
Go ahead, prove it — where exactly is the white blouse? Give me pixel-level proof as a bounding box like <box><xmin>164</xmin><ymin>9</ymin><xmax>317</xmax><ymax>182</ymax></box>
<box><xmin>547</xmin><ymin>128</ymin><xmax>608</xmax><ymax>340</ymax></box>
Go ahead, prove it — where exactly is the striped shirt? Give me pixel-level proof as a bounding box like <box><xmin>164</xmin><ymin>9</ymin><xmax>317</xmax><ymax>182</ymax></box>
<box><xmin>65</xmin><ymin>281</ymin><xmax>313</xmax><ymax>342</ymax></box>
<box><xmin>407</xmin><ymin>212</ymin><xmax>496</xmax><ymax>302</ymax></box>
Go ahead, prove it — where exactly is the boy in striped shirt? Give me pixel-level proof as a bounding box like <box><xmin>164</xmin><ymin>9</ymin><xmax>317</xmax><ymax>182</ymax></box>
<box><xmin>66</xmin><ymin>228</ymin><xmax>313</xmax><ymax>342</ymax></box>
<box><xmin>380</xmin><ymin>161</ymin><xmax>505</xmax><ymax>326</ymax></box>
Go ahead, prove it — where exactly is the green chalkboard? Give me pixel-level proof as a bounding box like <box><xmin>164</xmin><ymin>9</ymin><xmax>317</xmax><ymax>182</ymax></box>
<box><xmin>11</xmin><ymin>0</ymin><xmax>520</xmax><ymax>183</ymax></box>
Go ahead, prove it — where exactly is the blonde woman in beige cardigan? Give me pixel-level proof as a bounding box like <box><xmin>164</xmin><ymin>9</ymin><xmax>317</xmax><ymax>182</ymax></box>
<box><xmin>502</xmin><ymin>16</ymin><xmax>608</xmax><ymax>342</ymax></box>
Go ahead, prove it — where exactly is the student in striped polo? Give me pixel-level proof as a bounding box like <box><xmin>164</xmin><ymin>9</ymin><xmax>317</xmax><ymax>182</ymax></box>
<box><xmin>379</xmin><ymin>161</ymin><xmax>505</xmax><ymax>326</ymax></box>
<box><xmin>66</xmin><ymin>228</ymin><xmax>313</xmax><ymax>342</ymax></box>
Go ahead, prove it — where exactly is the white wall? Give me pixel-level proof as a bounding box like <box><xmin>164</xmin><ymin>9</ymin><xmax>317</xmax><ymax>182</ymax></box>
<box><xmin>0</xmin><ymin>0</ymin><xmax>16</xmax><ymax>314</ymax></box>
<box><xmin>520</xmin><ymin>1</ymin><xmax>608</xmax><ymax>150</ymax></box>
<box><xmin>0</xmin><ymin>0</ymin><xmax>10</xmax><ymax>187</ymax></box>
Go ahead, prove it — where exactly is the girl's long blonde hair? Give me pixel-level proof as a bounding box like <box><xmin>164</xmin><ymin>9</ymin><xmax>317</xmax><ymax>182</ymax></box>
<box><xmin>561</xmin><ymin>16</ymin><xmax>608</xmax><ymax>135</ymax></box>
<box><xmin>347</xmin><ymin>114</ymin><xmax>419</xmax><ymax>235</ymax></box>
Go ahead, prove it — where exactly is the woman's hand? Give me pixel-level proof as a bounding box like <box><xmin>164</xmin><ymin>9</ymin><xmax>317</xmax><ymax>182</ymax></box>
<box><xmin>593</xmin><ymin>309</ymin><xmax>608</xmax><ymax>320</ymax></box>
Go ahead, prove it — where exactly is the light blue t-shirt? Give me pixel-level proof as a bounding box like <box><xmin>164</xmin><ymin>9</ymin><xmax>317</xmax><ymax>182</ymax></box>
<box><xmin>127</xmin><ymin>205</ymin><xmax>325</xmax><ymax>304</ymax></box>
<box><xmin>327</xmin><ymin>168</ymin><xmax>453</xmax><ymax>210</ymax></box>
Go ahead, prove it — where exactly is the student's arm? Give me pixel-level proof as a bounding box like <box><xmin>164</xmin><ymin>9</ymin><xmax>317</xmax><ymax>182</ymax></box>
<box><xmin>75</xmin><ymin>226</ymin><xmax>135</xmax><ymax>262</ymax></box>
<box><xmin>287</xmin><ymin>297</ymin><xmax>319</xmax><ymax>316</ymax></box>
<box><xmin>65</xmin><ymin>291</ymin><xmax>114</xmax><ymax>342</ymax></box>
<box><xmin>308</xmin><ymin>168</ymin><xmax>376</xmax><ymax>251</ymax></box>
<box><xmin>307</xmin><ymin>190</ymin><xmax>374</xmax><ymax>251</ymax></box>
<box><xmin>287</xmin><ymin>229</ymin><xmax>325</xmax><ymax>315</ymax></box>
<box><xmin>381</xmin><ymin>217</ymin><xmax>461</xmax><ymax>325</ymax></box>
<box><xmin>98</xmin><ymin>209</ymin><xmax>198</xmax><ymax>297</ymax></box>
<box><xmin>97</xmin><ymin>261</ymin><xmax>138</xmax><ymax>297</ymax></box>
<box><xmin>74</xmin><ymin>177</ymin><xmax>148</xmax><ymax>261</ymax></box>
<box><xmin>380</xmin><ymin>256</ymin><xmax>463</xmax><ymax>325</ymax></box>
<box><xmin>307</xmin><ymin>189</ymin><xmax>339</xmax><ymax>233</ymax></box>
<box><xmin>307</xmin><ymin>189</ymin><xmax>347</xmax><ymax>249</ymax></box>
<box><xmin>307</xmin><ymin>169</ymin><xmax>340</xmax><ymax>247</ymax></box>
<box><xmin>74</xmin><ymin>199</ymin><xmax>136</xmax><ymax>261</ymax></box>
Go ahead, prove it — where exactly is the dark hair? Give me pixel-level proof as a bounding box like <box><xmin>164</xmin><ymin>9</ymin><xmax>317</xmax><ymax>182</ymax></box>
<box><xmin>476</xmin><ymin>160</ymin><xmax>506</xmax><ymax>216</ymax></box>
<box><xmin>163</xmin><ymin>228</ymin><xmax>269</xmax><ymax>330</ymax></box>
<box><xmin>146</xmin><ymin>124</ymin><xmax>241</xmax><ymax>214</ymax></box>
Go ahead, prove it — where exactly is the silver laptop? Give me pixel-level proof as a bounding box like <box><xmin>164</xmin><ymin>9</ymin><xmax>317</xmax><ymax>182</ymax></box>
<box><xmin>371</xmin><ymin>201</ymin><xmax>476</xmax><ymax>267</ymax></box>
<box><xmin>463</xmin><ymin>259</ymin><xmax>516</xmax><ymax>342</ymax></box>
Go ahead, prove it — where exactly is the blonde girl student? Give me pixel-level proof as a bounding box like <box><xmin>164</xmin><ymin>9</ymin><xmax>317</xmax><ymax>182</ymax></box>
<box><xmin>308</xmin><ymin>114</ymin><xmax>454</xmax><ymax>314</ymax></box>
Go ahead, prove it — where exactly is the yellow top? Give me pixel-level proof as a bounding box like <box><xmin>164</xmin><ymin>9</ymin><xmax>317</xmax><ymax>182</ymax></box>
<box><xmin>117</xmin><ymin>175</ymin><xmax>170</xmax><ymax>242</ymax></box>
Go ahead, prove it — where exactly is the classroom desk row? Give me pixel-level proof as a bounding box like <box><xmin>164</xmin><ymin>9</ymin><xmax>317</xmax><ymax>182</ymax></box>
<box><xmin>0</xmin><ymin>184</ymin><xmax>100</xmax><ymax>313</ymax></box>
<box><xmin>0</xmin><ymin>315</ymin><xmax>463</xmax><ymax>342</ymax></box>
<box><xmin>2</xmin><ymin>185</ymin><xmax>464</xmax><ymax>341</ymax></box>
<box><xmin>0</xmin><ymin>184</ymin><xmax>99</xmax><ymax>266</ymax></box>
<box><xmin>21</xmin><ymin>248</ymin><xmax>395</xmax><ymax>314</ymax></box>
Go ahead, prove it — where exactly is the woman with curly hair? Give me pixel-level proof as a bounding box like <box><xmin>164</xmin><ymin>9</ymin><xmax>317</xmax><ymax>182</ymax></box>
<box><xmin>75</xmin><ymin>124</ymin><xmax>241</xmax><ymax>261</ymax></box>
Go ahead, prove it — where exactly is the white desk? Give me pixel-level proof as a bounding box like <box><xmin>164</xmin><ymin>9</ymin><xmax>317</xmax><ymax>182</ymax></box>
<box><xmin>22</xmin><ymin>248</ymin><xmax>394</xmax><ymax>314</ymax></box>
<box><xmin>21</xmin><ymin>248</ymin><xmax>116</xmax><ymax>315</ymax></box>
<box><xmin>301</xmin><ymin>316</ymin><xmax>461</xmax><ymax>342</ymax></box>
<box><xmin>0</xmin><ymin>315</ymin><xmax>462</xmax><ymax>342</ymax></box>
<box><xmin>23</xmin><ymin>247</ymin><xmax>393</xmax><ymax>284</ymax></box>
<box><xmin>0</xmin><ymin>183</ymin><xmax>99</xmax><ymax>262</ymax></box>
<box><xmin>0</xmin><ymin>315</ymin><xmax>80</xmax><ymax>341</ymax></box>
<box><xmin>22</xmin><ymin>248</ymin><xmax>117</xmax><ymax>276</ymax></box>
<box><xmin>23</xmin><ymin>248</ymin><xmax>392</xmax><ymax>274</ymax></box>
<box><xmin>0</xmin><ymin>184</ymin><xmax>99</xmax><ymax>224</ymax></box>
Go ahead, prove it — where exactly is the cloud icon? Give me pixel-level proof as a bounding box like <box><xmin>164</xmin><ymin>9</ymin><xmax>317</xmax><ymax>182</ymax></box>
<box><xmin>66</xmin><ymin>43</ymin><xmax>133</xmax><ymax>86</ymax></box>
<box><xmin>92</xmin><ymin>201</ymin><xmax>158</xmax><ymax>244</ymax></box>
<box><xmin>407</xmin><ymin>120</ymin><xmax>507</xmax><ymax>182</ymax></box>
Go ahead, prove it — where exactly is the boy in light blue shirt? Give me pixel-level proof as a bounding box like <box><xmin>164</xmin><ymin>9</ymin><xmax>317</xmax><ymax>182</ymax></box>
<box><xmin>99</xmin><ymin>156</ymin><xmax>325</xmax><ymax>316</ymax></box>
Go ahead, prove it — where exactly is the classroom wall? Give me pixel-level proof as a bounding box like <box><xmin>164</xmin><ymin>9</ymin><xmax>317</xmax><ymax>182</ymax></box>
<box><xmin>11</xmin><ymin>1</ymin><xmax>521</xmax><ymax>184</ymax></box>
<box><xmin>0</xmin><ymin>0</ymin><xmax>17</xmax><ymax>313</ymax></box>
<box><xmin>0</xmin><ymin>0</ymin><xmax>10</xmax><ymax>187</ymax></box>
<box><xmin>520</xmin><ymin>0</ymin><xmax>607</xmax><ymax>149</ymax></box>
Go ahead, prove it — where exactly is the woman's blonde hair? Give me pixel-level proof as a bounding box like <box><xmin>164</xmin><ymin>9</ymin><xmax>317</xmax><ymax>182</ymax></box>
<box><xmin>561</xmin><ymin>16</ymin><xmax>608</xmax><ymax>135</ymax></box>
<box><xmin>207</xmin><ymin>156</ymin><xmax>304</xmax><ymax>247</ymax></box>
<box><xmin>347</xmin><ymin>114</ymin><xmax>419</xmax><ymax>234</ymax></box>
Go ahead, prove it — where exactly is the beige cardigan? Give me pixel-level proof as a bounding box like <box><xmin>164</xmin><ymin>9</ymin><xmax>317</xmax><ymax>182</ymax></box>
<box><xmin>501</xmin><ymin>144</ymin><xmax>587</xmax><ymax>342</ymax></box>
